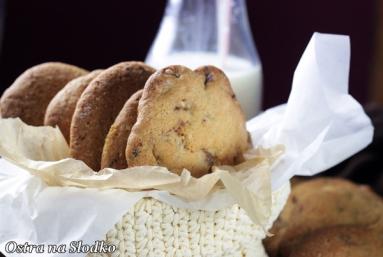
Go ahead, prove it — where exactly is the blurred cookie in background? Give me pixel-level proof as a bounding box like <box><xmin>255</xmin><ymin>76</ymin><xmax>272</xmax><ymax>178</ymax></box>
<box><xmin>264</xmin><ymin>178</ymin><xmax>383</xmax><ymax>257</ymax></box>
<box><xmin>289</xmin><ymin>225</ymin><xmax>383</xmax><ymax>257</ymax></box>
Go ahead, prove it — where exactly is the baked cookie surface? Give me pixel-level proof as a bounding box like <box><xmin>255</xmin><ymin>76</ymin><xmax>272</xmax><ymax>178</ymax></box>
<box><xmin>126</xmin><ymin>65</ymin><xmax>248</xmax><ymax>177</ymax></box>
<box><xmin>0</xmin><ymin>62</ymin><xmax>88</xmax><ymax>125</ymax></box>
<box><xmin>101</xmin><ymin>90</ymin><xmax>143</xmax><ymax>169</ymax></box>
<box><xmin>265</xmin><ymin>178</ymin><xmax>383</xmax><ymax>257</ymax></box>
<box><xmin>70</xmin><ymin>62</ymin><xmax>155</xmax><ymax>171</ymax></box>
<box><xmin>289</xmin><ymin>225</ymin><xmax>383</xmax><ymax>257</ymax></box>
<box><xmin>44</xmin><ymin>70</ymin><xmax>103</xmax><ymax>142</ymax></box>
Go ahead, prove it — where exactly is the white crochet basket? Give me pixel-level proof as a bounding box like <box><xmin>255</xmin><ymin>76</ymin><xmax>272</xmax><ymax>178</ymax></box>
<box><xmin>89</xmin><ymin>183</ymin><xmax>290</xmax><ymax>257</ymax></box>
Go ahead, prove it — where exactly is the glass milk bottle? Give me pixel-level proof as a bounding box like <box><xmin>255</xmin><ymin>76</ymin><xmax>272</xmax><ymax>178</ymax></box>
<box><xmin>146</xmin><ymin>0</ymin><xmax>263</xmax><ymax>119</ymax></box>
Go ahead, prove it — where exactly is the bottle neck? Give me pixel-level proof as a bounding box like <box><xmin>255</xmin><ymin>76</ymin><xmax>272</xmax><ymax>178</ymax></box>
<box><xmin>147</xmin><ymin>0</ymin><xmax>261</xmax><ymax>68</ymax></box>
<box><xmin>166</xmin><ymin>0</ymin><xmax>217</xmax><ymax>52</ymax></box>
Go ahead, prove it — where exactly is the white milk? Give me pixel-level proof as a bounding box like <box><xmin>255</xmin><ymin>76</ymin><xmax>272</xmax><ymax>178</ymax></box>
<box><xmin>147</xmin><ymin>52</ymin><xmax>263</xmax><ymax>120</ymax></box>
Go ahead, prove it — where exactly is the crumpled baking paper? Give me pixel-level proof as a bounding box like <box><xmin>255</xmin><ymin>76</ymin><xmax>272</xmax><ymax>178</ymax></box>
<box><xmin>0</xmin><ymin>32</ymin><xmax>374</xmax><ymax>257</ymax></box>
<box><xmin>247</xmin><ymin>33</ymin><xmax>373</xmax><ymax>189</ymax></box>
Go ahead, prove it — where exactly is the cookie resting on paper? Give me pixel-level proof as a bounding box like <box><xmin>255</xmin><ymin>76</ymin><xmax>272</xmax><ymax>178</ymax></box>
<box><xmin>126</xmin><ymin>65</ymin><xmax>249</xmax><ymax>177</ymax></box>
<box><xmin>101</xmin><ymin>90</ymin><xmax>143</xmax><ymax>169</ymax></box>
<box><xmin>44</xmin><ymin>70</ymin><xmax>103</xmax><ymax>142</ymax></box>
<box><xmin>70</xmin><ymin>62</ymin><xmax>155</xmax><ymax>171</ymax></box>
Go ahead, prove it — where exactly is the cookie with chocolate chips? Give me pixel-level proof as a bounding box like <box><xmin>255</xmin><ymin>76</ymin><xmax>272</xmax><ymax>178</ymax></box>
<box><xmin>101</xmin><ymin>89</ymin><xmax>143</xmax><ymax>169</ymax></box>
<box><xmin>44</xmin><ymin>70</ymin><xmax>103</xmax><ymax>142</ymax></box>
<box><xmin>70</xmin><ymin>62</ymin><xmax>155</xmax><ymax>171</ymax></box>
<box><xmin>0</xmin><ymin>62</ymin><xmax>88</xmax><ymax>126</ymax></box>
<box><xmin>126</xmin><ymin>65</ymin><xmax>248</xmax><ymax>177</ymax></box>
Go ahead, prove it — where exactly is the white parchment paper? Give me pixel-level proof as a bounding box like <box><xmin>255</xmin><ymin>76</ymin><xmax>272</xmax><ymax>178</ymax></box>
<box><xmin>0</xmin><ymin>32</ymin><xmax>374</xmax><ymax>257</ymax></box>
<box><xmin>247</xmin><ymin>32</ymin><xmax>373</xmax><ymax>189</ymax></box>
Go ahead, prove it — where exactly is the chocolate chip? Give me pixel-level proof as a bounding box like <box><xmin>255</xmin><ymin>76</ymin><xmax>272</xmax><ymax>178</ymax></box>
<box><xmin>173</xmin><ymin>120</ymin><xmax>188</xmax><ymax>136</ymax></box>
<box><xmin>78</xmin><ymin>135</ymin><xmax>86</xmax><ymax>141</ymax></box>
<box><xmin>204</xmin><ymin>73</ymin><xmax>213</xmax><ymax>86</ymax></box>
<box><xmin>131</xmin><ymin>142</ymin><xmax>142</xmax><ymax>158</ymax></box>
<box><xmin>336</xmin><ymin>205</ymin><xmax>345</xmax><ymax>213</ymax></box>
<box><xmin>132</xmin><ymin>148</ymin><xmax>140</xmax><ymax>157</ymax></box>
<box><xmin>174</xmin><ymin>105</ymin><xmax>190</xmax><ymax>111</ymax></box>
<box><xmin>109</xmin><ymin>158</ymin><xmax>118</xmax><ymax>166</ymax></box>
<box><xmin>203</xmin><ymin>149</ymin><xmax>216</xmax><ymax>167</ymax></box>
<box><xmin>174</xmin><ymin>99</ymin><xmax>191</xmax><ymax>111</ymax></box>
<box><xmin>233</xmin><ymin>151</ymin><xmax>244</xmax><ymax>164</ymax></box>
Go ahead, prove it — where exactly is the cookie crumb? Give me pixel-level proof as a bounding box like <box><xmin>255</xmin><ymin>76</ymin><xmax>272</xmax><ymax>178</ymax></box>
<box><xmin>173</xmin><ymin>120</ymin><xmax>189</xmax><ymax>136</ymax></box>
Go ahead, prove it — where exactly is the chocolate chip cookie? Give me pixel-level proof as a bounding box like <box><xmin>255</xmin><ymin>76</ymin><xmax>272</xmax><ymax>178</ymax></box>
<box><xmin>0</xmin><ymin>62</ymin><xmax>88</xmax><ymax>125</ymax></box>
<box><xmin>101</xmin><ymin>90</ymin><xmax>143</xmax><ymax>169</ymax></box>
<box><xmin>70</xmin><ymin>62</ymin><xmax>155</xmax><ymax>171</ymax></box>
<box><xmin>126</xmin><ymin>65</ymin><xmax>248</xmax><ymax>177</ymax></box>
<box><xmin>44</xmin><ymin>70</ymin><xmax>103</xmax><ymax>142</ymax></box>
<box><xmin>265</xmin><ymin>178</ymin><xmax>383</xmax><ymax>257</ymax></box>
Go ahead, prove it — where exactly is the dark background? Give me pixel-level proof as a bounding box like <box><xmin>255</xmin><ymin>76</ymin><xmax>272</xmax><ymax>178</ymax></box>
<box><xmin>0</xmin><ymin>0</ymin><xmax>377</xmax><ymax>109</ymax></box>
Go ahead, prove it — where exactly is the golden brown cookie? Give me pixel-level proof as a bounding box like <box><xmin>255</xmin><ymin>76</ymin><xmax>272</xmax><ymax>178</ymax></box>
<box><xmin>0</xmin><ymin>62</ymin><xmax>88</xmax><ymax>125</ymax></box>
<box><xmin>44</xmin><ymin>70</ymin><xmax>103</xmax><ymax>142</ymax></box>
<box><xmin>70</xmin><ymin>62</ymin><xmax>155</xmax><ymax>171</ymax></box>
<box><xmin>289</xmin><ymin>225</ymin><xmax>383</xmax><ymax>257</ymax></box>
<box><xmin>264</xmin><ymin>178</ymin><xmax>383</xmax><ymax>257</ymax></box>
<box><xmin>101</xmin><ymin>90</ymin><xmax>143</xmax><ymax>169</ymax></box>
<box><xmin>126</xmin><ymin>65</ymin><xmax>248</xmax><ymax>177</ymax></box>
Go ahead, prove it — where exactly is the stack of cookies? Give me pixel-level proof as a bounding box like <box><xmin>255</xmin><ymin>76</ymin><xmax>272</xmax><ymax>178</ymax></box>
<box><xmin>0</xmin><ymin>61</ymin><xmax>249</xmax><ymax>177</ymax></box>
<box><xmin>264</xmin><ymin>178</ymin><xmax>383</xmax><ymax>257</ymax></box>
